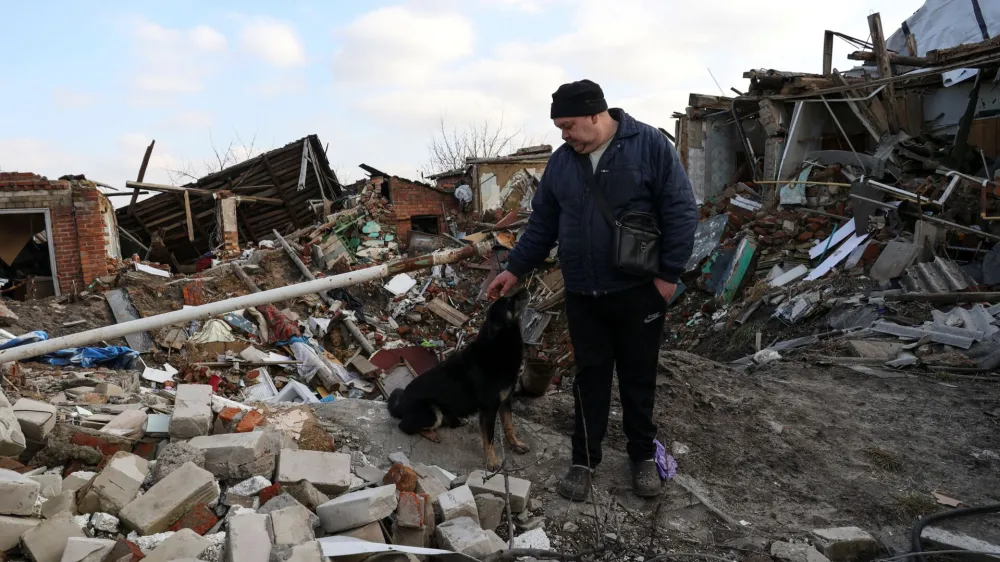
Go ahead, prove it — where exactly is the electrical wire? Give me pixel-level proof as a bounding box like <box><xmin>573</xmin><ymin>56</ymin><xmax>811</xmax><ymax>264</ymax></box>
<box><xmin>909</xmin><ymin>503</ymin><xmax>1000</xmax><ymax>562</ymax></box>
<box><xmin>877</xmin><ymin>550</ymin><xmax>1000</xmax><ymax>561</ymax></box>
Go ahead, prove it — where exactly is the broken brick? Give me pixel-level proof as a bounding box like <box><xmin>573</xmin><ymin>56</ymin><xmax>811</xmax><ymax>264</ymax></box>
<box><xmin>235</xmin><ymin>410</ymin><xmax>264</xmax><ymax>433</ymax></box>
<box><xmin>384</xmin><ymin>463</ymin><xmax>418</xmax><ymax>493</ymax></box>
<box><xmin>71</xmin><ymin>432</ymin><xmax>125</xmax><ymax>458</ymax></box>
<box><xmin>131</xmin><ymin>441</ymin><xmax>157</xmax><ymax>460</ymax></box>
<box><xmin>258</xmin><ymin>483</ymin><xmax>281</xmax><ymax>505</ymax></box>
<box><xmin>796</xmin><ymin>232</ymin><xmax>814</xmax><ymax>242</ymax></box>
<box><xmin>0</xmin><ymin>458</ymin><xmax>25</xmax><ymax>472</ymax></box>
<box><xmin>806</xmin><ymin>223</ymin><xmax>821</xmax><ymax>232</ymax></box>
<box><xmin>104</xmin><ymin>538</ymin><xmax>145</xmax><ymax>561</ymax></box>
<box><xmin>168</xmin><ymin>501</ymin><xmax>218</xmax><ymax>535</ymax></box>
<box><xmin>396</xmin><ymin>492</ymin><xmax>425</xmax><ymax>529</ymax></box>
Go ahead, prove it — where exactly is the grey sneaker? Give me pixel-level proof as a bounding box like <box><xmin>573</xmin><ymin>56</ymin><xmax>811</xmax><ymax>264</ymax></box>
<box><xmin>557</xmin><ymin>465</ymin><xmax>592</xmax><ymax>502</ymax></box>
<box><xmin>631</xmin><ymin>460</ymin><xmax>661</xmax><ymax>498</ymax></box>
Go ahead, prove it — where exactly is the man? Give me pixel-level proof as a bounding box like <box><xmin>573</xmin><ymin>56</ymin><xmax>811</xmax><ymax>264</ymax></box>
<box><xmin>487</xmin><ymin>79</ymin><xmax>697</xmax><ymax>500</ymax></box>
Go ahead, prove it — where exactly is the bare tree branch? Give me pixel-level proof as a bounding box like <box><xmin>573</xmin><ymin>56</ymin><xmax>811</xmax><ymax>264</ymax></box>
<box><xmin>421</xmin><ymin>114</ymin><xmax>534</xmax><ymax>176</ymax></box>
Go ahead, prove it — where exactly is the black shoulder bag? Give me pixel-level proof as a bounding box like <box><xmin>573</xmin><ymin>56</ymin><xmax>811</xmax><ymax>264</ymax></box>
<box><xmin>585</xmin><ymin>171</ymin><xmax>662</xmax><ymax>276</ymax></box>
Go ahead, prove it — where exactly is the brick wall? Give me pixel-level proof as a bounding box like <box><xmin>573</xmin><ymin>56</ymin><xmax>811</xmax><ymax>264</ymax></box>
<box><xmin>0</xmin><ymin>173</ymin><xmax>113</xmax><ymax>294</ymax></box>
<box><xmin>382</xmin><ymin>177</ymin><xmax>459</xmax><ymax>247</ymax></box>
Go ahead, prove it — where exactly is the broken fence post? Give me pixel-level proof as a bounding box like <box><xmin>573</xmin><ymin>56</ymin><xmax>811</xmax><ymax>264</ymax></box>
<box><xmin>0</xmin><ymin>242</ymin><xmax>492</xmax><ymax>365</ymax></box>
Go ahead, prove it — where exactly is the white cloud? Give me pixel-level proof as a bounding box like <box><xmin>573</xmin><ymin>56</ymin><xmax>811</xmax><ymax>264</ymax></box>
<box><xmin>53</xmin><ymin>89</ymin><xmax>97</xmax><ymax>108</ymax></box>
<box><xmin>128</xmin><ymin>17</ymin><xmax>228</xmax><ymax>99</ymax></box>
<box><xmin>333</xmin><ymin>6</ymin><xmax>474</xmax><ymax>86</ymax></box>
<box><xmin>240</xmin><ymin>17</ymin><xmax>306</xmax><ymax>67</ymax></box>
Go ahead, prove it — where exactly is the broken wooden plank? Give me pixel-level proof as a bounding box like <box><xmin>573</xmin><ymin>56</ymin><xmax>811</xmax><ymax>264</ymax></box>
<box><xmin>124</xmin><ymin>181</ymin><xmax>284</xmax><ymax>205</ymax></box>
<box><xmin>868</xmin><ymin>13</ymin><xmax>899</xmax><ymax>132</ymax></box>
<box><xmin>183</xmin><ymin>189</ymin><xmax>194</xmax><ymax>242</ymax></box>
<box><xmin>129</xmin><ymin>140</ymin><xmax>155</xmax><ymax>210</ymax></box>
<box><xmin>426</xmin><ymin>297</ymin><xmax>469</xmax><ymax>327</ymax></box>
<box><xmin>104</xmin><ymin>288</ymin><xmax>155</xmax><ymax>352</ymax></box>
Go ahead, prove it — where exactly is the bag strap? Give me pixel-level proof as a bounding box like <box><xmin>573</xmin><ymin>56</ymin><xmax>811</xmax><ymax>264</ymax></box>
<box><xmin>582</xmin><ymin>162</ymin><xmax>620</xmax><ymax>228</ymax></box>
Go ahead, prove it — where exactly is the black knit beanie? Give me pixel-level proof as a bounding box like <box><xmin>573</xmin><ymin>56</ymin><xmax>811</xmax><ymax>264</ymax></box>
<box><xmin>550</xmin><ymin>79</ymin><xmax>608</xmax><ymax>119</ymax></box>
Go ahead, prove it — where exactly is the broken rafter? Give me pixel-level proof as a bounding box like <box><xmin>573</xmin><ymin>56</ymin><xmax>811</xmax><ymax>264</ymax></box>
<box><xmin>124</xmin><ymin>181</ymin><xmax>284</xmax><ymax>205</ymax></box>
<box><xmin>261</xmin><ymin>155</ymin><xmax>303</xmax><ymax>229</ymax></box>
<box><xmin>868</xmin><ymin>13</ymin><xmax>899</xmax><ymax>133</ymax></box>
<box><xmin>129</xmin><ymin>140</ymin><xmax>155</xmax><ymax>210</ymax></box>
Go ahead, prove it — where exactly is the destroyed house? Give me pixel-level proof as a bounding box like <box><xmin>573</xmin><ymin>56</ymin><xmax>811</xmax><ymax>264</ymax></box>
<box><xmin>0</xmin><ymin>174</ymin><xmax>121</xmax><ymax>299</ymax></box>
<box><xmin>117</xmin><ymin>135</ymin><xmax>341</xmax><ymax>267</ymax></box>
<box><xmin>359</xmin><ymin>164</ymin><xmax>459</xmax><ymax>246</ymax></box>
<box><xmin>426</xmin><ymin>145</ymin><xmax>552</xmax><ymax>215</ymax></box>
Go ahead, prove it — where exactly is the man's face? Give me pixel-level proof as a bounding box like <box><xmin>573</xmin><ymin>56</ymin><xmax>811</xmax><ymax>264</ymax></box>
<box><xmin>554</xmin><ymin>115</ymin><xmax>601</xmax><ymax>154</ymax></box>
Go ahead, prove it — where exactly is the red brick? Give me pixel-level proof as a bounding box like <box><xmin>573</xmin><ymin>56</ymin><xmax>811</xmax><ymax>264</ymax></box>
<box><xmin>0</xmin><ymin>457</ymin><xmax>26</xmax><ymax>471</ymax></box>
<box><xmin>235</xmin><ymin>410</ymin><xmax>264</xmax><ymax>433</ymax></box>
<box><xmin>131</xmin><ymin>441</ymin><xmax>158</xmax><ymax>460</ymax></box>
<box><xmin>383</xmin><ymin>463</ymin><xmax>418</xmax><ymax>493</ymax></box>
<box><xmin>168</xmin><ymin>502</ymin><xmax>218</xmax><ymax>535</ymax></box>
<box><xmin>217</xmin><ymin>407</ymin><xmax>244</xmax><ymax>426</ymax></box>
<box><xmin>396</xmin><ymin>492</ymin><xmax>425</xmax><ymax>529</ymax></box>
<box><xmin>796</xmin><ymin>231</ymin><xmax>814</xmax><ymax>242</ymax></box>
<box><xmin>258</xmin><ymin>483</ymin><xmax>281</xmax><ymax>504</ymax></box>
<box><xmin>71</xmin><ymin>432</ymin><xmax>125</xmax><ymax>457</ymax></box>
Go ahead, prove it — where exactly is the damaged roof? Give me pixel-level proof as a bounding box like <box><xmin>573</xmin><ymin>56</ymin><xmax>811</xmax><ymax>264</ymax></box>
<box><xmin>117</xmin><ymin>135</ymin><xmax>340</xmax><ymax>263</ymax></box>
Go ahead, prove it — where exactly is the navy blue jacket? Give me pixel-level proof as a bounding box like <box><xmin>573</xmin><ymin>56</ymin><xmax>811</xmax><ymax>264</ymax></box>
<box><xmin>506</xmin><ymin>109</ymin><xmax>698</xmax><ymax>295</ymax></box>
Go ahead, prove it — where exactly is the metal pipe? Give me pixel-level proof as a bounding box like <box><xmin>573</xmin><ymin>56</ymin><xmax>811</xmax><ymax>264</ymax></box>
<box><xmin>0</xmin><ymin>242</ymin><xmax>491</xmax><ymax>365</ymax></box>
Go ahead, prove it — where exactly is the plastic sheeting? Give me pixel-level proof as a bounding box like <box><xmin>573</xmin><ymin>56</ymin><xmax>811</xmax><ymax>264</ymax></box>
<box><xmin>885</xmin><ymin>0</ymin><xmax>1000</xmax><ymax>87</ymax></box>
<box><xmin>0</xmin><ymin>330</ymin><xmax>138</xmax><ymax>369</ymax></box>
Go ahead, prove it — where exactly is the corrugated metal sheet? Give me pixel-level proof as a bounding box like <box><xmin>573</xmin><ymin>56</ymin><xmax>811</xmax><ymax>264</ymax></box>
<box><xmin>117</xmin><ymin>135</ymin><xmax>340</xmax><ymax>263</ymax></box>
<box><xmin>900</xmin><ymin>256</ymin><xmax>975</xmax><ymax>293</ymax></box>
<box><xmin>930</xmin><ymin>304</ymin><xmax>1000</xmax><ymax>339</ymax></box>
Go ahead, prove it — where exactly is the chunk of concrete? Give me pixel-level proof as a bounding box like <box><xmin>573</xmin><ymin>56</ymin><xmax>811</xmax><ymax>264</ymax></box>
<box><xmin>273</xmin><ymin>540</ymin><xmax>324</xmax><ymax>562</ymax></box>
<box><xmin>276</xmin><ymin>449</ymin><xmax>350</xmax><ymax>495</ymax></box>
<box><xmin>771</xmin><ymin>541</ymin><xmax>832</xmax><ymax>562</ymax></box>
<box><xmin>396</xmin><ymin>492</ymin><xmax>426</xmax><ymax>529</ymax></box>
<box><xmin>0</xmin><ymin>468</ymin><xmax>41</xmax><ymax>515</ymax></box>
<box><xmin>188</xmin><ymin>430</ymin><xmax>281</xmax><ymax>480</ymax></box>
<box><xmin>270</xmin><ymin>505</ymin><xmax>315</xmax><ymax>546</ymax></box>
<box><xmin>282</xmin><ymin>480</ymin><xmax>329</xmax><ymax>511</ymax></box>
<box><xmin>120</xmin><ymin>461</ymin><xmax>220</xmax><ymax>535</ymax></box>
<box><xmin>414</xmin><ymin>472</ymin><xmax>449</xmax><ymax>504</ymax></box>
<box><xmin>228</xmin><ymin>475</ymin><xmax>272</xmax><ymax>496</ymax></box>
<box><xmin>21</xmin><ymin>512</ymin><xmax>87</xmax><ymax>562</ymax></box>
<box><xmin>30</xmin><ymin>473</ymin><xmax>63</xmax><ymax>499</ymax></box>
<box><xmin>811</xmin><ymin>527</ymin><xmax>880</xmax><ymax>562</ymax></box>
<box><xmin>226</xmin><ymin>512</ymin><xmax>273</xmax><ymax>562</ymax></box>
<box><xmin>466</xmin><ymin>470</ymin><xmax>531</xmax><ymax>513</ymax></box>
<box><xmin>0</xmin><ymin>387</ymin><xmax>27</xmax><ymax>456</ymax></box>
<box><xmin>475</xmin><ymin>493</ymin><xmax>505</xmax><ymax>531</ymax></box>
<box><xmin>62</xmin><ymin>471</ymin><xmax>96</xmax><ymax>495</ymax></box>
<box><xmin>335</xmin><ymin>522</ymin><xmax>386</xmax><ymax>562</ymax></box>
<box><xmin>90</xmin><ymin>512</ymin><xmax>120</xmax><ymax>533</ymax></box>
<box><xmin>169</xmin><ymin>384</ymin><xmax>213</xmax><ymax>439</ymax></box>
<box><xmin>424</xmin><ymin>465</ymin><xmax>456</xmax><ymax>488</ymax></box>
<box><xmin>436</xmin><ymin>485</ymin><xmax>479</xmax><ymax>524</ymax></box>
<box><xmin>512</xmin><ymin>527</ymin><xmax>549</xmax><ymax>550</ymax></box>
<box><xmin>435</xmin><ymin>516</ymin><xmax>494</xmax><ymax>558</ymax></box>
<box><xmin>152</xmin><ymin>441</ymin><xmax>207</xmax><ymax>484</ymax></box>
<box><xmin>78</xmin><ymin>452</ymin><xmax>150</xmax><ymax>515</ymax></box>
<box><xmin>316</xmin><ymin>484</ymin><xmax>398</xmax><ymax>534</ymax></box>
<box><xmin>143</xmin><ymin>528</ymin><xmax>211</xmax><ymax>562</ymax></box>
<box><xmin>0</xmin><ymin>514</ymin><xmax>41</xmax><ymax>550</ymax></box>
<box><xmin>12</xmin><ymin>398</ymin><xmax>58</xmax><ymax>442</ymax></box>
<box><xmin>59</xmin><ymin>537</ymin><xmax>116</xmax><ymax>562</ymax></box>
<box><xmin>100</xmin><ymin>410</ymin><xmax>148</xmax><ymax>439</ymax></box>
<box><xmin>42</xmin><ymin>490</ymin><xmax>78</xmax><ymax>518</ymax></box>
<box><xmin>259</xmin><ymin>493</ymin><xmax>321</xmax><ymax>531</ymax></box>
<box><xmin>921</xmin><ymin>527</ymin><xmax>1000</xmax><ymax>560</ymax></box>
<box><xmin>392</xmin><ymin>520</ymin><xmax>427</xmax><ymax>548</ymax></box>
<box><xmin>485</xmin><ymin>529</ymin><xmax>507</xmax><ymax>554</ymax></box>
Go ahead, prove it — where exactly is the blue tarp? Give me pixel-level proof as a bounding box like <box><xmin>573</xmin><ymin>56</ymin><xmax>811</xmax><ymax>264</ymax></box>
<box><xmin>0</xmin><ymin>330</ymin><xmax>138</xmax><ymax>369</ymax></box>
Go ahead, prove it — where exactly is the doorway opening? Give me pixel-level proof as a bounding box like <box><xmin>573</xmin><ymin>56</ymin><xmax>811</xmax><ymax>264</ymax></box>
<box><xmin>0</xmin><ymin>209</ymin><xmax>60</xmax><ymax>300</ymax></box>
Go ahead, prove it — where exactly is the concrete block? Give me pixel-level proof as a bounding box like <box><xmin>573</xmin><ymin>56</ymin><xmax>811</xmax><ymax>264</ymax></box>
<box><xmin>354</xmin><ymin>465</ymin><xmax>385</xmax><ymax>484</ymax></box>
<box><xmin>0</xmin><ymin>388</ymin><xmax>27</xmax><ymax>456</ymax></box>
<box><xmin>811</xmin><ymin>527</ymin><xmax>880</xmax><ymax>562</ymax></box>
<box><xmin>771</xmin><ymin>541</ymin><xmax>832</xmax><ymax>562</ymax></box>
<box><xmin>120</xmin><ymin>461</ymin><xmax>220</xmax><ymax>535</ymax></box>
<box><xmin>100</xmin><ymin>410</ymin><xmax>148</xmax><ymax>439</ymax></box>
<box><xmin>42</xmin><ymin>490</ymin><xmax>78</xmax><ymax>518</ymax></box>
<box><xmin>90</xmin><ymin>512</ymin><xmax>120</xmax><ymax>533</ymax></box>
<box><xmin>414</xmin><ymin>472</ymin><xmax>449</xmax><ymax>504</ymax></box>
<box><xmin>143</xmin><ymin>528</ymin><xmax>211</xmax><ymax>562</ymax></box>
<box><xmin>276</xmin><ymin>449</ymin><xmax>350</xmax><ymax>495</ymax></box>
<box><xmin>436</xmin><ymin>485</ymin><xmax>479</xmax><ymax>525</ymax></box>
<box><xmin>424</xmin><ymin>465</ymin><xmax>456</xmax><ymax>488</ymax></box>
<box><xmin>21</xmin><ymin>512</ymin><xmax>87</xmax><ymax>562</ymax></box>
<box><xmin>475</xmin><ymin>493</ymin><xmax>505</xmax><ymax>531</ymax></box>
<box><xmin>467</xmin><ymin>470</ymin><xmax>531</xmax><ymax>513</ymax></box>
<box><xmin>282</xmin><ymin>480</ymin><xmax>329</xmax><ymax>511</ymax></box>
<box><xmin>169</xmin><ymin>384</ymin><xmax>213</xmax><ymax>439</ymax></box>
<box><xmin>275</xmin><ymin>540</ymin><xmax>324</xmax><ymax>562</ymax></box>
<box><xmin>12</xmin><ymin>398</ymin><xmax>58</xmax><ymax>442</ymax></box>
<box><xmin>152</xmin><ymin>440</ymin><xmax>206</xmax><ymax>484</ymax></box>
<box><xmin>392</xmin><ymin>520</ymin><xmax>427</xmax><ymax>548</ymax></box>
<box><xmin>188</xmin><ymin>430</ymin><xmax>280</xmax><ymax>480</ymax></box>
<box><xmin>226</xmin><ymin>512</ymin><xmax>273</xmax><ymax>562</ymax></box>
<box><xmin>62</xmin><ymin>471</ymin><xmax>96</xmax><ymax>494</ymax></box>
<box><xmin>228</xmin><ymin>475</ymin><xmax>272</xmax><ymax>496</ymax></box>
<box><xmin>90</xmin><ymin>537</ymin><xmax>144</xmax><ymax>562</ymax></box>
<box><xmin>0</xmin><ymin>467</ymin><xmax>41</xmax><ymax>515</ymax></box>
<box><xmin>316</xmin><ymin>484</ymin><xmax>398</xmax><ymax>534</ymax></box>
<box><xmin>339</xmin><ymin>520</ymin><xmax>385</xmax><ymax>543</ymax></box>
<box><xmin>259</xmin><ymin>493</ymin><xmax>321</xmax><ymax>530</ymax></box>
<box><xmin>78</xmin><ymin>452</ymin><xmax>150</xmax><ymax>515</ymax></box>
<box><xmin>435</xmin><ymin>516</ymin><xmax>494</xmax><ymax>558</ymax></box>
<box><xmin>30</xmin><ymin>473</ymin><xmax>63</xmax><ymax>498</ymax></box>
<box><xmin>0</xmin><ymin>514</ymin><xmax>41</xmax><ymax>550</ymax></box>
<box><xmin>59</xmin><ymin>537</ymin><xmax>116</xmax><ymax>562</ymax></box>
<box><xmin>512</xmin><ymin>527</ymin><xmax>549</xmax><ymax>550</ymax></box>
<box><xmin>921</xmin><ymin>527</ymin><xmax>1000</xmax><ymax>560</ymax></box>
<box><xmin>396</xmin><ymin>492</ymin><xmax>426</xmax><ymax>529</ymax></box>
<box><xmin>269</xmin><ymin>505</ymin><xmax>315</xmax><ymax>546</ymax></box>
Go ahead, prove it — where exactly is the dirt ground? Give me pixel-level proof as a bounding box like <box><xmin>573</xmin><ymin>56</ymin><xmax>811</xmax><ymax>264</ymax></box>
<box><xmin>514</xmin><ymin>349</ymin><xmax>1000</xmax><ymax>557</ymax></box>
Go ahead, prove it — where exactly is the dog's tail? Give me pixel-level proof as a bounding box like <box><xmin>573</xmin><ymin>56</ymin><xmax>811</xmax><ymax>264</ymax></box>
<box><xmin>387</xmin><ymin>388</ymin><xmax>405</xmax><ymax>419</ymax></box>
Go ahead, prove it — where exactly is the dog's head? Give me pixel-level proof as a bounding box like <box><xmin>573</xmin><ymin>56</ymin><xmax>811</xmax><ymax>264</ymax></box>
<box><xmin>482</xmin><ymin>287</ymin><xmax>530</xmax><ymax>339</ymax></box>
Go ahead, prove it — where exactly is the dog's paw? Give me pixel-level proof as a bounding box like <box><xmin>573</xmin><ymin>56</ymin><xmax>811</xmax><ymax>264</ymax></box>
<box><xmin>510</xmin><ymin>441</ymin><xmax>531</xmax><ymax>455</ymax></box>
<box><xmin>486</xmin><ymin>458</ymin><xmax>502</xmax><ymax>472</ymax></box>
<box><xmin>420</xmin><ymin>430</ymin><xmax>441</xmax><ymax>443</ymax></box>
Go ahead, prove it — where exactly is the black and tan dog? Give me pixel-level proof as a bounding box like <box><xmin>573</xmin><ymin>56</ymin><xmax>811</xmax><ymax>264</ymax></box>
<box><xmin>388</xmin><ymin>288</ymin><xmax>531</xmax><ymax>469</ymax></box>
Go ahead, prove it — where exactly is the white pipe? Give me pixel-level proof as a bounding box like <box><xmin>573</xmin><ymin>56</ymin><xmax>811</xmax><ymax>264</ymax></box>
<box><xmin>0</xmin><ymin>242</ymin><xmax>492</xmax><ymax>365</ymax></box>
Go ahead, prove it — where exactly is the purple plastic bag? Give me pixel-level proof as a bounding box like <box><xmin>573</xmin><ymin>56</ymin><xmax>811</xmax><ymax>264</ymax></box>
<box><xmin>653</xmin><ymin>439</ymin><xmax>678</xmax><ymax>481</ymax></box>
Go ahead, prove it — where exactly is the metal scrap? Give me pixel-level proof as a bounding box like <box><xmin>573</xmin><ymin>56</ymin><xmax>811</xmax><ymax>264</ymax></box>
<box><xmin>901</xmin><ymin>256</ymin><xmax>975</xmax><ymax>293</ymax></box>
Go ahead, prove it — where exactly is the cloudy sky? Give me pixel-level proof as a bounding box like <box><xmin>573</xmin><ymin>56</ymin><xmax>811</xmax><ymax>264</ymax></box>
<box><xmin>0</xmin><ymin>0</ymin><xmax>920</xmax><ymax>201</ymax></box>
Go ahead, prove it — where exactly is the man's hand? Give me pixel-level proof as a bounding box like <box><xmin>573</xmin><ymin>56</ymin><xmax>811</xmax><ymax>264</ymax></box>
<box><xmin>653</xmin><ymin>278</ymin><xmax>677</xmax><ymax>303</ymax></box>
<box><xmin>487</xmin><ymin>271</ymin><xmax>518</xmax><ymax>300</ymax></box>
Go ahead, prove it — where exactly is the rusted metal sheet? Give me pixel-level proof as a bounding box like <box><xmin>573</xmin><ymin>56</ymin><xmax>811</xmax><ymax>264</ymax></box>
<box><xmin>117</xmin><ymin>135</ymin><xmax>340</xmax><ymax>263</ymax></box>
